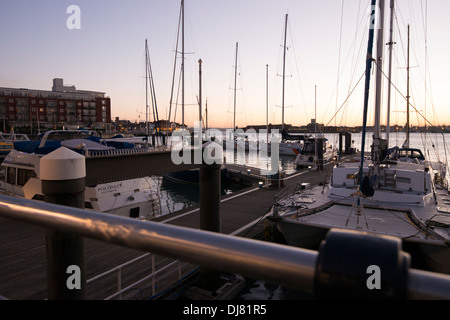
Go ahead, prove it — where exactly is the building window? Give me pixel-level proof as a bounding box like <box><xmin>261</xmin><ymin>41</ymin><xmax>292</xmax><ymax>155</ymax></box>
<box><xmin>39</xmin><ymin>100</ymin><xmax>43</xmax><ymax>104</ymax></box>
<box><xmin>31</xmin><ymin>100</ymin><xmax>36</xmax><ymax>104</ymax></box>
<box><xmin>40</xmin><ymin>116</ymin><xmax>44</xmax><ymax>120</ymax></box>
<box><xmin>60</xmin><ymin>101</ymin><xmax>64</xmax><ymax>105</ymax></box>
<box><xmin>8</xmin><ymin>99</ymin><xmax>14</xmax><ymax>103</ymax></box>
<box><xmin>8</xmin><ymin>106</ymin><xmax>14</xmax><ymax>111</ymax></box>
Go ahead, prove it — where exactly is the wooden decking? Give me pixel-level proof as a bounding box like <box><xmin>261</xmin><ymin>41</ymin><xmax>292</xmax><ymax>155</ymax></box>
<box><xmin>0</xmin><ymin>157</ymin><xmax>339</xmax><ymax>300</ymax></box>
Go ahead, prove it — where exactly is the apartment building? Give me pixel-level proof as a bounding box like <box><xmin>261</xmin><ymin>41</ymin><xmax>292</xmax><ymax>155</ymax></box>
<box><xmin>0</xmin><ymin>78</ymin><xmax>111</xmax><ymax>131</ymax></box>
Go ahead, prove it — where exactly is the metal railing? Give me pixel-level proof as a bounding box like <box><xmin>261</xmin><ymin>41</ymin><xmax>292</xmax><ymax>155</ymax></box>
<box><xmin>86</xmin><ymin>252</ymin><xmax>188</xmax><ymax>300</ymax></box>
<box><xmin>0</xmin><ymin>194</ymin><xmax>449</xmax><ymax>300</ymax></box>
<box><xmin>83</xmin><ymin>145</ymin><xmax>172</xmax><ymax>158</ymax></box>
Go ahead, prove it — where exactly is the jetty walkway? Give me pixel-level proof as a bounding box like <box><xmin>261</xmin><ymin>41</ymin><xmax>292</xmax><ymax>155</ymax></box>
<box><xmin>0</xmin><ymin>156</ymin><xmax>342</xmax><ymax>300</ymax></box>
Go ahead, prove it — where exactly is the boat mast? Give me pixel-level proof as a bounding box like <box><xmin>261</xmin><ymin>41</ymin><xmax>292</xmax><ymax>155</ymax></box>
<box><xmin>373</xmin><ymin>0</ymin><xmax>385</xmax><ymax>166</ymax></box>
<box><xmin>167</xmin><ymin>5</ymin><xmax>182</xmax><ymax>138</ymax></box>
<box><xmin>406</xmin><ymin>24</ymin><xmax>410</xmax><ymax>148</ymax></box>
<box><xmin>147</xmin><ymin>41</ymin><xmax>160</xmax><ymax>135</ymax></box>
<box><xmin>358</xmin><ymin>0</ymin><xmax>378</xmax><ymax>192</ymax></box>
<box><xmin>181</xmin><ymin>0</ymin><xmax>185</xmax><ymax>132</ymax></box>
<box><xmin>386</xmin><ymin>0</ymin><xmax>395</xmax><ymax>148</ymax></box>
<box><xmin>199</xmin><ymin>58</ymin><xmax>202</xmax><ymax>127</ymax></box>
<box><xmin>315</xmin><ymin>85</ymin><xmax>318</xmax><ymax>168</ymax></box>
<box><xmin>145</xmin><ymin>39</ymin><xmax>149</xmax><ymax>146</ymax></box>
<box><xmin>266</xmin><ymin>64</ymin><xmax>269</xmax><ymax>181</ymax></box>
<box><xmin>281</xmin><ymin>14</ymin><xmax>288</xmax><ymax>131</ymax></box>
<box><xmin>233</xmin><ymin>42</ymin><xmax>238</xmax><ymax>131</ymax></box>
<box><xmin>205</xmin><ymin>99</ymin><xmax>208</xmax><ymax>131</ymax></box>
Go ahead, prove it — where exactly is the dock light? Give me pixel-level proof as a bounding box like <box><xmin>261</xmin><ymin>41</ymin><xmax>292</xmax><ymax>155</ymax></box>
<box><xmin>259</xmin><ymin>181</ymin><xmax>263</xmax><ymax>188</ymax></box>
<box><xmin>247</xmin><ymin>169</ymin><xmax>251</xmax><ymax>174</ymax></box>
<box><xmin>308</xmin><ymin>166</ymin><xmax>312</xmax><ymax>171</ymax></box>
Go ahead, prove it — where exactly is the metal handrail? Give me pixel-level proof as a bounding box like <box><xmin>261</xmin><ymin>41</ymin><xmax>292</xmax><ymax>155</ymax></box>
<box><xmin>0</xmin><ymin>194</ymin><xmax>448</xmax><ymax>299</ymax></box>
<box><xmin>86</xmin><ymin>252</ymin><xmax>187</xmax><ymax>300</ymax></box>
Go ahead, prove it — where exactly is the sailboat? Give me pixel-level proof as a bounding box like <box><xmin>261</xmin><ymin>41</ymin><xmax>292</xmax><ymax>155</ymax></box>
<box><xmin>277</xmin><ymin>14</ymin><xmax>307</xmax><ymax>156</ymax></box>
<box><xmin>268</xmin><ymin>0</ymin><xmax>450</xmax><ymax>275</ymax></box>
<box><xmin>294</xmin><ymin>86</ymin><xmax>338</xmax><ymax>168</ymax></box>
<box><xmin>164</xmin><ymin>0</ymin><xmax>228</xmax><ymax>185</ymax></box>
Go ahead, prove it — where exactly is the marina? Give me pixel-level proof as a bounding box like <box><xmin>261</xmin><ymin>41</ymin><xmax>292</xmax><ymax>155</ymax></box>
<box><xmin>1</xmin><ymin>0</ymin><xmax>450</xmax><ymax>303</ymax></box>
<box><xmin>0</xmin><ymin>134</ymin><xmax>449</xmax><ymax>300</ymax></box>
<box><xmin>0</xmin><ymin>145</ymin><xmax>335</xmax><ymax>300</ymax></box>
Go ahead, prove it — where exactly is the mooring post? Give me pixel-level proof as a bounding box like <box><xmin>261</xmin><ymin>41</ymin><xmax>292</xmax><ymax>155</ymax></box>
<box><xmin>199</xmin><ymin>142</ymin><xmax>222</xmax><ymax>291</ymax></box>
<box><xmin>345</xmin><ymin>132</ymin><xmax>352</xmax><ymax>154</ymax></box>
<box><xmin>40</xmin><ymin>147</ymin><xmax>86</xmax><ymax>300</ymax></box>
<box><xmin>317</xmin><ymin>137</ymin><xmax>324</xmax><ymax>170</ymax></box>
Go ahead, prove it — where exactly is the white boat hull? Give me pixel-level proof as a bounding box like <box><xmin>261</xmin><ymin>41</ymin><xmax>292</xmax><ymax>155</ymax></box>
<box><xmin>268</xmin><ymin>159</ymin><xmax>450</xmax><ymax>274</ymax></box>
<box><xmin>0</xmin><ymin>150</ymin><xmax>161</xmax><ymax>220</ymax></box>
<box><xmin>279</xmin><ymin>142</ymin><xmax>302</xmax><ymax>156</ymax></box>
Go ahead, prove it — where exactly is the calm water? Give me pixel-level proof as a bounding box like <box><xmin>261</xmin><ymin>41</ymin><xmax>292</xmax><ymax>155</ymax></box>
<box><xmin>148</xmin><ymin>131</ymin><xmax>450</xmax><ymax>216</ymax></box>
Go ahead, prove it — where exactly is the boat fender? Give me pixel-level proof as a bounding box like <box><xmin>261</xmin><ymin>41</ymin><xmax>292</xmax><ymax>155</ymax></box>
<box><xmin>314</xmin><ymin>228</ymin><xmax>410</xmax><ymax>300</ymax></box>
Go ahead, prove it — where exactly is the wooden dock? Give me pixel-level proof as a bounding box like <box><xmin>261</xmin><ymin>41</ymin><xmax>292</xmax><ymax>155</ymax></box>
<box><xmin>0</xmin><ymin>156</ymin><xmax>342</xmax><ymax>300</ymax></box>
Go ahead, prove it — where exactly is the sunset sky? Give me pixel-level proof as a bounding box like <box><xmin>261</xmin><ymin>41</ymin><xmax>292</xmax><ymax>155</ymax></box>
<box><xmin>1</xmin><ymin>0</ymin><xmax>449</xmax><ymax>129</ymax></box>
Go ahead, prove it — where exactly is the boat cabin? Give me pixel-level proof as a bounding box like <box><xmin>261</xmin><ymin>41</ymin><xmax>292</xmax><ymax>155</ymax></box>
<box><xmin>387</xmin><ymin>147</ymin><xmax>425</xmax><ymax>162</ymax></box>
<box><xmin>300</xmin><ymin>138</ymin><xmax>327</xmax><ymax>156</ymax></box>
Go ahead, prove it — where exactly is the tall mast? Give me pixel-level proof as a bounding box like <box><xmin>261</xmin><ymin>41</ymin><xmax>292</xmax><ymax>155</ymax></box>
<box><xmin>198</xmin><ymin>59</ymin><xmax>202</xmax><ymax>126</ymax></box>
<box><xmin>281</xmin><ymin>14</ymin><xmax>288</xmax><ymax>131</ymax></box>
<box><xmin>181</xmin><ymin>0</ymin><xmax>185</xmax><ymax>132</ymax></box>
<box><xmin>266</xmin><ymin>64</ymin><xmax>269</xmax><ymax>145</ymax></box>
<box><xmin>145</xmin><ymin>39</ymin><xmax>149</xmax><ymax>146</ymax></box>
<box><xmin>406</xmin><ymin>24</ymin><xmax>410</xmax><ymax>147</ymax></box>
<box><xmin>358</xmin><ymin>0</ymin><xmax>377</xmax><ymax>192</ymax></box>
<box><xmin>386</xmin><ymin>0</ymin><xmax>395</xmax><ymax>148</ymax></box>
<box><xmin>373</xmin><ymin>0</ymin><xmax>385</xmax><ymax>165</ymax></box>
<box><xmin>233</xmin><ymin>42</ymin><xmax>238</xmax><ymax>131</ymax></box>
<box><xmin>315</xmin><ymin>85</ymin><xmax>318</xmax><ymax>168</ymax></box>
<box><xmin>266</xmin><ymin>64</ymin><xmax>269</xmax><ymax>180</ymax></box>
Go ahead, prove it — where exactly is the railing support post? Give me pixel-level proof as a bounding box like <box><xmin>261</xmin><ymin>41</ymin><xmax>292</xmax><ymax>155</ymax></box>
<box><xmin>41</xmin><ymin>147</ymin><xmax>86</xmax><ymax>300</ymax></box>
<box><xmin>199</xmin><ymin>142</ymin><xmax>222</xmax><ymax>291</ymax></box>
